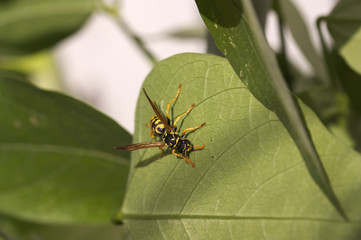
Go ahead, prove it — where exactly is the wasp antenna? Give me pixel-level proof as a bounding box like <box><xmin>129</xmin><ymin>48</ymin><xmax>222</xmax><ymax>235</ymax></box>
<box><xmin>143</xmin><ymin>88</ymin><xmax>173</xmax><ymax>131</ymax></box>
<box><xmin>194</xmin><ymin>144</ymin><xmax>205</xmax><ymax>150</ymax></box>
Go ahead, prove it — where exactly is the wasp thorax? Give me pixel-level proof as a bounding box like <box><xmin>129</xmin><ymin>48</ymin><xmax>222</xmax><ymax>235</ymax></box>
<box><xmin>163</xmin><ymin>131</ymin><xmax>180</xmax><ymax>147</ymax></box>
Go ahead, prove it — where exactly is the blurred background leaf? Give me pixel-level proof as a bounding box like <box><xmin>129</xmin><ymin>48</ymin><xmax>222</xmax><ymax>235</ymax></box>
<box><xmin>0</xmin><ymin>51</ymin><xmax>62</xmax><ymax>91</ymax></box>
<box><xmin>0</xmin><ymin>215</ymin><xmax>129</xmax><ymax>240</ymax></box>
<box><xmin>325</xmin><ymin>0</ymin><xmax>361</xmax><ymax>49</ymax></box>
<box><xmin>0</xmin><ymin>75</ymin><xmax>131</xmax><ymax>224</ymax></box>
<box><xmin>274</xmin><ymin>0</ymin><xmax>329</xmax><ymax>85</ymax></box>
<box><xmin>340</xmin><ymin>27</ymin><xmax>361</xmax><ymax>75</ymax></box>
<box><xmin>165</xmin><ymin>26</ymin><xmax>206</xmax><ymax>40</ymax></box>
<box><xmin>0</xmin><ymin>0</ymin><xmax>95</xmax><ymax>56</ymax></box>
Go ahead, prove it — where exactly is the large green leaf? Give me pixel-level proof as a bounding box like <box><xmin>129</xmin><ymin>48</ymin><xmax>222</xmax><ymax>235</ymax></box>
<box><xmin>121</xmin><ymin>53</ymin><xmax>361</xmax><ymax>239</ymax></box>
<box><xmin>195</xmin><ymin>0</ymin><xmax>346</xmax><ymax>219</ymax></box>
<box><xmin>0</xmin><ymin>75</ymin><xmax>131</xmax><ymax>224</ymax></box>
<box><xmin>0</xmin><ymin>0</ymin><xmax>94</xmax><ymax>55</ymax></box>
<box><xmin>325</xmin><ymin>0</ymin><xmax>361</xmax><ymax>49</ymax></box>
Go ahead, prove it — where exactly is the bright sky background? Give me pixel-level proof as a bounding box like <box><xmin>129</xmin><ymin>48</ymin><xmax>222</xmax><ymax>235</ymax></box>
<box><xmin>55</xmin><ymin>0</ymin><xmax>337</xmax><ymax>134</ymax></box>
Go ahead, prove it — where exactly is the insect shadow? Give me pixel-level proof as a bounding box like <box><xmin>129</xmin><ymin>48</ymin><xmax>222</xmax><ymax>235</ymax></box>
<box><xmin>135</xmin><ymin>149</ymin><xmax>172</xmax><ymax>168</ymax></box>
<box><xmin>135</xmin><ymin>143</ymin><xmax>204</xmax><ymax>168</ymax></box>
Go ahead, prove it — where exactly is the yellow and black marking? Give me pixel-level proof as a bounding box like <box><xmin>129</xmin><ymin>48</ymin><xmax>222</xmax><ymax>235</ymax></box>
<box><xmin>114</xmin><ymin>85</ymin><xmax>205</xmax><ymax>167</ymax></box>
<box><xmin>147</xmin><ymin>84</ymin><xmax>180</xmax><ymax>138</ymax></box>
<box><xmin>149</xmin><ymin>115</ymin><xmax>166</xmax><ymax>138</ymax></box>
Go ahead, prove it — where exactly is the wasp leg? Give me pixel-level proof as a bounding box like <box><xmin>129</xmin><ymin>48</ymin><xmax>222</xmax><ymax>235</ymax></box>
<box><xmin>171</xmin><ymin>149</ymin><xmax>195</xmax><ymax>167</ymax></box>
<box><xmin>158</xmin><ymin>146</ymin><xmax>165</xmax><ymax>158</ymax></box>
<box><xmin>166</xmin><ymin>84</ymin><xmax>181</xmax><ymax>119</ymax></box>
<box><xmin>173</xmin><ymin>104</ymin><xmax>195</xmax><ymax>129</ymax></box>
<box><xmin>182</xmin><ymin>123</ymin><xmax>206</xmax><ymax>136</ymax></box>
<box><xmin>146</xmin><ymin>123</ymin><xmax>155</xmax><ymax>138</ymax></box>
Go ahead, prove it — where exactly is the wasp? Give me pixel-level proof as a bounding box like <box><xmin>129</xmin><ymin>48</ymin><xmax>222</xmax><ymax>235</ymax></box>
<box><xmin>114</xmin><ymin>85</ymin><xmax>205</xmax><ymax>167</ymax></box>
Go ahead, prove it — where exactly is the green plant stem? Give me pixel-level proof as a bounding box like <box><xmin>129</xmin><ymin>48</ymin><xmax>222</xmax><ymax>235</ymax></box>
<box><xmin>316</xmin><ymin>17</ymin><xmax>340</xmax><ymax>91</ymax></box>
<box><xmin>273</xmin><ymin>0</ymin><xmax>293</xmax><ymax>86</ymax></box>
<box><xmin>115</xmin><ymin>17</ymin><xmax>158</xmax><ymax>65</ymax></box>
<box><xmin>100</xmin><ymin>2</ymin><xmax>158</xmax><ymax>65</ymax></box>
<box><xmin>316</xmin><ymin>17</ymin><xmax>350</xmax><ymax>126</ymax></box>
<box><xmin>275</xmin><ymin>1</ymin><xmax>286</xmax><ymax>59</ymax></box>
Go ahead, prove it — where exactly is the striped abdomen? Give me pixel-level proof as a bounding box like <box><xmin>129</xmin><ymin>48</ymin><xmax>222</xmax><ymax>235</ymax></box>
<box><xmin>150</xmin><ymin>115</ymin><xmax>165</xmax><ymax>137</ymax></box>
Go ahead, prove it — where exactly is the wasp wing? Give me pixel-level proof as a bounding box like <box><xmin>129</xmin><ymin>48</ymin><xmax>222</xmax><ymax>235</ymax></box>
<box><xmin>142</xmin><ymin>88</ymin><xmax>172</xmax><ymax>132</ymax></box>
<box><xmin>114</xmin><ymin>142</ymin><xmax>165</xmax><ymax>151</ymax></box>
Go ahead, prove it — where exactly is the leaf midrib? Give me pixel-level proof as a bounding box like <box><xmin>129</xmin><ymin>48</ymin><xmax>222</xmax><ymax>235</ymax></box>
<box><xmin>123</xmin><ymin>213</ymin><xmax>351</xmax><ymax>224</ymax></box>
<box><xmin>0</xmin><ymin>142</ymin><xmax>129</xmax><ymax>166</ymax></box>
